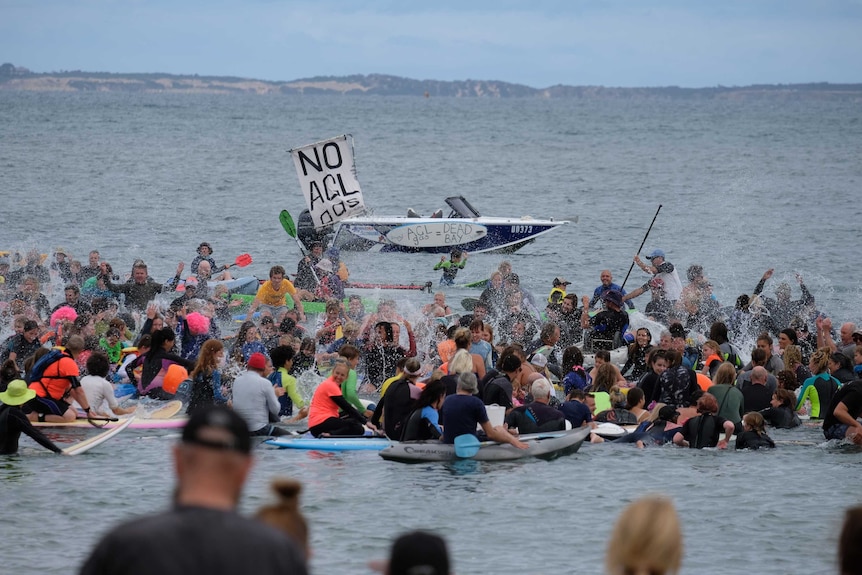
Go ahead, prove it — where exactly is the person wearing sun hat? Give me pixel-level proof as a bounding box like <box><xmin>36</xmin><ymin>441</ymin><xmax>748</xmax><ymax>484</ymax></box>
<box><xmin>190</xmin><ymin>241</ymin><xmax>217</xmax><ymax>274</ymax></box>
<box><xmin>0</xmin><ymin>379</ymin><xmax>64</xmax><ymax>455</ymax></box>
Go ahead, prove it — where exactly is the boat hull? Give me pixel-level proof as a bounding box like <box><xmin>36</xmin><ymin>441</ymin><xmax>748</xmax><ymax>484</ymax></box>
<box><xmin>378</xmin><ymin>427</ymin><xmax>590</xmax><ymax>463</ymax></box>
<box><xmin>331</xmin><ymin>217</ymin><xmax>567</xmax><ymax>254</ymax></box>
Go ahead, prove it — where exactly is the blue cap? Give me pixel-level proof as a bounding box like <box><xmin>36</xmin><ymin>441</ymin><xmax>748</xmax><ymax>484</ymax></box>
<box><xmin>645</xmin><ymin>249</ymin><xmax>665</xmax><ymax>260</ymax></box>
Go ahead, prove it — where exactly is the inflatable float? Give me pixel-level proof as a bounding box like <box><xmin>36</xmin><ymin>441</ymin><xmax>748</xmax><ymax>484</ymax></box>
<box><xmin>378</xmin><ymin>426</ymin><xmax>591</xmax><ymax>463</ymax></box>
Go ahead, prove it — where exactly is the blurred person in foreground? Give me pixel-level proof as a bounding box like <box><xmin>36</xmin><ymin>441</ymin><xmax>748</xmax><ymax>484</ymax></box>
<box><xmin>839</xmin><ymin>505</ymin><xmax>862</xmax><ymax>575</ymax></box>
<box><xmin>606</xmin><ymin>495</ymin><xmax>682</xmax><ymax>575</ymax></box>
<box><xmin>79</xmin><ymin>405</ymin><xmax>308</xmax><ymax>575</ymax></box>
<box><xmin>370</xmin><ymin>530</ymin><xmax>451</xmax><ymax>575</ymax></box>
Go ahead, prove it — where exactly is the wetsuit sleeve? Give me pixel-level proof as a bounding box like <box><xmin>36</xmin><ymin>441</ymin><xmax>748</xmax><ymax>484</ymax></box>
<box><xmin>163</xmin><ymin>352</ymin><xmax>196</xmax><ymax>371</ymax></box>
<box><xmin>282</xmin><ymin>375</ymin><xmax>304</xmax><ymax>409</ymax></box>
<box><xmin>795</xmin><ymin>381</ymin><xmax>812</xmax><ymax>411</ymax></box>
<box><xmin>332</xmin><ymin>395</ymin><xmax>367</xmax><ymax>424</ymax></box>
<box><xmin>753</xmin><ymin>277</ymin><xmax>767</xmax><ymax>296</ymax></box>
<box><xmin>433</xmin><ymin>261</ymin><xmax>449</xmax><ymax>271</ymax></box>
<box><xmin>370</xmin><ymin>397</ymin><xmax>384</xmax><ymax>427</ymax></box>
<box><xmin>800</xmin><ymin>282</ymin><xmax>814</xmax><ymax>307</ymax></box>
<box><xmin>212</xmin><ymin>372</ymin><xmax>228</xmax><ymax>403</ymax></box>
<box><xmin>102</xmin><ymin>275</ymin><xmax>126</xmax><ymax>295</ymax></box>
<box><xmin>341</xmin><ymin>370</ymin><xmax>365</xmax><ymax>412</ymax></box>
<box><xmin>15</xmin><ymin>409</ymin><xmax>63</xmax><ymax>454</ymax></box>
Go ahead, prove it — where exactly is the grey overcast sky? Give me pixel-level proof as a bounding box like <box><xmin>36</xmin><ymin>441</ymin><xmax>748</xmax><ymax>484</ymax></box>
<box><xmin>2</xmin><ymin>0</ymin><xmax>860</xmax><ymax>88</ymax></box>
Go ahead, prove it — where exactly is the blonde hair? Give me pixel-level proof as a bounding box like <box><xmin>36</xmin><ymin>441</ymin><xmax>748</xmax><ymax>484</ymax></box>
<box><xmin>448</xmin><ymin>349</ymin><xmax>473</xmax><ymax>375</ymax></box>
<box><xmin>255</xmin><ymin>479</ymin><xmax>309</xmax><ymax>558</ymax></box>
<box><xmin>711</xmin><ymin>362</ymin><xmax>737</xmax><ymax>387</ymax></box>
<box><xmin>810</xmin><ymin>348</ymin><xmax>831</xmax><ymax>375</ymax></box>
<box><xmin>783</xmin><ymin>345</ymin><xmax>802</xmax><ymax>368</ymax></box>
<box><xmin>702</xmin><ymin>340</ymin><xmax>720</xmax><ymax>356</ymax></box>
<box><xmin>606</xmin><ymin>495</ymin><xmax>682</xmax><ymax>575</ymax></box>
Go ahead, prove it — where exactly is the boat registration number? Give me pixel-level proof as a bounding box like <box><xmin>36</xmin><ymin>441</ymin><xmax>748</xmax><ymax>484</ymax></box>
<box><xmin>511</xmin><ymin>225</ymin><xmax>534</xmax><ymax>234</ymax></box>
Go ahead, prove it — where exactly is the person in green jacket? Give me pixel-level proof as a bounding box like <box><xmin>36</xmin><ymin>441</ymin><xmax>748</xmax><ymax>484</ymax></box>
<box><xmin>434</xmin><ymin>250</ymin><xmax>467</xmax><ymax>286</ymax></box>
<box><xmin>268</xmin><ymin>345</ymin><xmax>308</xmax><ymax>422</ymax></box>
<box><xmin>338</xmin><ymin>344</ymin><xmax>374</xmax><ymax>418</ymax></box>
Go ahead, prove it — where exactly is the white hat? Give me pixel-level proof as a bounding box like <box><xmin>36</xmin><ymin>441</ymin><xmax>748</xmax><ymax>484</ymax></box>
<box><xmin>315</xmin><ymin>259</ymin><xmax>333</xmax><ymax>274</ymax></box>
<box><xmin>530</xmin><ymin>353</ymin><xmax>548</xmax><ymax>369</ymax></box>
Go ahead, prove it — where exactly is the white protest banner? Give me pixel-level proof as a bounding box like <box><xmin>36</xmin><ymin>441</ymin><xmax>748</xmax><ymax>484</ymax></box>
<box><xmin>290</xmin><ymin>134</ymin><xmax>365</xmax><ymax>229</ymax></box>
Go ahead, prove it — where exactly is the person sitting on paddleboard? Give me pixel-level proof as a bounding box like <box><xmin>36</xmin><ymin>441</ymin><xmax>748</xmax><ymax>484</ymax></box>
<box><xmin>434</xmin><ymin>249</ymin><xmax>467</xmax><ymax>287</ymax></box>
<box><xmin>77</xmin><ymin>351</ymin><xmax>136</xmax><ymax>419</ymax></box>
<box><xmin>21</xmin><ymin>335</ymin><xmax>95</xmax><ymax>423</ymax></box>
<box><xmin>307</xmin><ymin>359</ymin><xmax>373</xmax><ymax>437</ymax></box>
<box><xmin>232</xmin><ymin>352</ymin><xmax>290</xmax><ymax>437</ymax></box>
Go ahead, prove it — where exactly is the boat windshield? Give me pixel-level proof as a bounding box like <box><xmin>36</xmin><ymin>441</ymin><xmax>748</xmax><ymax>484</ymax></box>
<box><xmin>445</xmin><ymin>196</ymin><xmax>481</xmax><ymax>218</ymax></box>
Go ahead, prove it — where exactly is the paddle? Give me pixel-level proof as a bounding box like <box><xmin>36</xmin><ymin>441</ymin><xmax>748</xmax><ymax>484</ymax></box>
<box><xmin>224</xmin><ymin>253</ymin><xmax>253</xmax><ymax>269</ymax></box>
<box><xmin>454</xmin><ymin>434</ymin><xmax>483</xmax><ymax>458</ymax></box>
<box><xmin>86</xmin><ymin>416</ymin><xmax>118</xmax><ymax>429</ymax></box>
<box><xmin>620</xmin><ymin>204</ymin><xmax>662</xmax><ymax>291</ymax></box>
<box><xmin>279</xmin><ymin>210</ymin><xmax>320</xmax><ymax>285</ymax></box>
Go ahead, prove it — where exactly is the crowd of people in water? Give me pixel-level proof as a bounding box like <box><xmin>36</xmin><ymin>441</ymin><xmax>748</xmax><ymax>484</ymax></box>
<box><xmin>2</xmin><ymin>243</ymin><xmax>862</xmax><ymax>574</ymax></box>
<box><xmin>2</xmin><ymin>241</ymin><xmax>862</xmax><ymax>456</ymax></box>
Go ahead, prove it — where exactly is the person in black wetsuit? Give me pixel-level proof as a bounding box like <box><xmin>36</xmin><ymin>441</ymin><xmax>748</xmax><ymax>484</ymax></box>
<box><xmin>672</xmin><ymin>393</ymin><xmax>735</xmax><ymax>449</ymax></box>
<box><xmin>580</xmin><ymin>289</ymin><xmax>629</xmax><ymax>352</ymax></box>
<box><xmin>735</xmin><ymin>411</ymin><xmax>775</xmax><ymax>450</ymax></box>
<box><xmin>134</xmin><ymin>327</ymin><xmax>195</xmax><ymax>400</ymax></box>
<box><xmin>0</xmin><ymin>379</ymin><xmax>63</xmax><ymax>455</ymax></box>
<box><xmin>759</xmin><ymin>388</ymin><xmax>801</xmax><ymax>429</ymax></box>
<box><xmin>401</xmin><ymin>379</ymin><xmax>446</xmax><ymax>441</ymax></box>
<box><xmin>504</xmin><ymin>377</ymin><xmax>565</xmax><ymax>435</ymax></box>
<box><xmin>371</xmin><ymin>358</ymin><xmax>423</xmax><ymax>440</ymax></box>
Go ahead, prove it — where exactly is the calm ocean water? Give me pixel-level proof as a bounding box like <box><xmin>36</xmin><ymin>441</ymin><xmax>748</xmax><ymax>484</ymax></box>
<box><xmin>1</xmin><ymin>91</ymin><xmax>862</xmax><ymax>574</ymax></box>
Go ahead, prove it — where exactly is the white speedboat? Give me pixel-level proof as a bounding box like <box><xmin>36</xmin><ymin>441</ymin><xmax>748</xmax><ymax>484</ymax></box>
<box><xmin>296</xmin><ymin>196</ymin><xmax>568</xmax><ymax>254</ymax></box>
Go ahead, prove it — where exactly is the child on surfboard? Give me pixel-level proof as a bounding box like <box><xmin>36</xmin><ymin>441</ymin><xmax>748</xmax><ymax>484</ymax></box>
<box><xmin>434</xmin><ymin>249</ymin><xmax>467</xmax><ymax>287</ymax></box>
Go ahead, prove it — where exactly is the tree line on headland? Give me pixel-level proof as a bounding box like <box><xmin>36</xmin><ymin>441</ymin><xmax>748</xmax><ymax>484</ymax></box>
<box><xmin>2</xmin><ymin>62</ymin><xmax>860</xmax><ymax>100</ymax></box>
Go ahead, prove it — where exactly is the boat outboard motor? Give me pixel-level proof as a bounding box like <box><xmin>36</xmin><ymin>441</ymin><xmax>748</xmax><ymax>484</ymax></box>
<box><xmin>297</xmin><ymin>209</ymin><xmax>332</xmax><ymax>250</ymax></box>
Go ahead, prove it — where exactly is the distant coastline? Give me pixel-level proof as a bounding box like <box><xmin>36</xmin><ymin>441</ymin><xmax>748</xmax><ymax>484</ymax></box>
<box><xmin>2</xmin><ymin>62</ymin><xmax>860</xmax><ymax>100</ymax></box>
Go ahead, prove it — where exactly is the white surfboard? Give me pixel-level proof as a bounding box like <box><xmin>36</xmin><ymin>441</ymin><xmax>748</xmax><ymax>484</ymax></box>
<box><xmin>143</xmin><ymin>400</ymin><xmax>184</xmax><ymax>419</ymax></box>
<box><xmin>386</xmin><ymin>221</ymin><xmax>487</xmax><ymax>248</ymax></box>
<box><xmin>62</xmin><ymin>416</ymin><xmax>136</xmax><ymax>456</ymax></box>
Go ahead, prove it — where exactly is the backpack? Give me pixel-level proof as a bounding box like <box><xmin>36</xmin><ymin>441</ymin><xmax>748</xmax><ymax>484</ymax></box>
<box><xmin>722</xmin><ymin>344</ymin><xmax>743</xmax><ymax>370</ymax></box>
<box><xmin>25</xmin><ymin>349</ymin><xmax>66</xmax><ymax>384</ymax></box>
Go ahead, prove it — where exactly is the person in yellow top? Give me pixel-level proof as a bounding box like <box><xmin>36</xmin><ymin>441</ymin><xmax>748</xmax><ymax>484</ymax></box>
<box><xmin>246</xmin><ymin>266</ymin><xmax>306</xmax><ymax>323</ymax></box>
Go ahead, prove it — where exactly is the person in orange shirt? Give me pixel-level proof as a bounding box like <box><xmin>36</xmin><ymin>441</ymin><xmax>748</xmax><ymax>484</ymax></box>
<box><xmin>246</xmin><ymin>265</ymin><xmax>306</xmax><ymax>323</ymax></box>
<box><xmin>23</xmin><ymin>335</ymin><xmax>93</xmax><ymax>423</ymax></box>
<box><xmin>307</xmin><ymin>360</ymin><xmax>371</xmax><ymax>437</ymax></box>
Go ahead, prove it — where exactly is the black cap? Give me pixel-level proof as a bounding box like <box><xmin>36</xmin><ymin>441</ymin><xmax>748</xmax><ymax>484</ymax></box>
<box><xmin>388</xmin><ymin>531</ymin><xmax>450</xmax><ymax>575</ymax></box>
<box><xmin>197</xmin><ymin>242</ymin><xmax>213</xmax><ymax>254</ymax></box>
<box><xmin>508</xmin><ymin>273</ymin><xmax>520</xmax><ymax>284</ymax></box>
<box><xmin>181</xmin><ymin>405</ymin><xmax>251</xmax><ymax>454</ymax></box>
